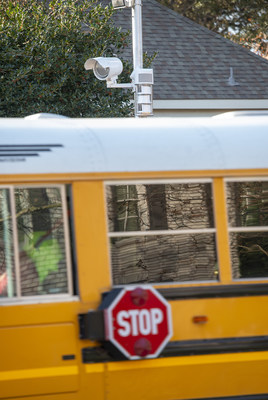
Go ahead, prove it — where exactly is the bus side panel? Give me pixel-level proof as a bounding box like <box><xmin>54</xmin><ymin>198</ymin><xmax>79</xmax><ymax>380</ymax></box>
<box><xmin>72</xmin><ymin>181</ymin><xmax>111</xmax><ymax>303</ymax></box>
<box><xmin>170</xmin><ymin>295</ymin><xmax>268</xmax><ymax>341</ymax></box>
<box><xmin>105</xmin><ymin>352</ymin><xmax>268</xmax><ymax>400</ymax></box>
<box><xmin>0</xmin><ymin>303</ymin><xmax>79</xmax><ymax>399</ymax></box>
<box><xmin>0</xmin><ymin>323</ymin><xmax>79</xmax><ymax>398</ymax></box>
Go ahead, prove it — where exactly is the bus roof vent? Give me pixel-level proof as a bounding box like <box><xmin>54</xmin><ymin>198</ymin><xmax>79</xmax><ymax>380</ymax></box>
<box><xmin>213</xmin><ymin>111</ymin><xmax>268</xmax><ymax>119</ymax></box>
<box><xmin>24</xmin><ymin>113</ymin><xmax>69</xmax><ymax>120</ymax></box>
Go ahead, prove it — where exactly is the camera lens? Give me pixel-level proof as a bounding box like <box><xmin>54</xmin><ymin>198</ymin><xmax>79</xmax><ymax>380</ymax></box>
<box><xmin>94</xmin><ymin>63</ymin><xmax>109</xmax><ymax>80</ymax></box>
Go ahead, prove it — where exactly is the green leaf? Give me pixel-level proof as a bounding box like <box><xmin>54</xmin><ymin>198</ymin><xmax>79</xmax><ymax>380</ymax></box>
<box><xmin>24</xmin><ymin>231</ymin><xmax>62</xmax><ymax>283</ymax></box>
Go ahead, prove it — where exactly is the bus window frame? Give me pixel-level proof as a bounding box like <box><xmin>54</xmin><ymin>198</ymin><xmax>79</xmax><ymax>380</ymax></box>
<box><xmin>0</xmin><ymin>184</ymin><xmax>74</xmax><ymax>304</ymax></box>
<box><xmin>105</xmin><ymin>178</ymin><xmax>218</xmax><ymax>287</ymax></box>
<box><xmin>225</xmin><ymin>177</ymin><xmax>268</xmax><ymax>282</ymax></box>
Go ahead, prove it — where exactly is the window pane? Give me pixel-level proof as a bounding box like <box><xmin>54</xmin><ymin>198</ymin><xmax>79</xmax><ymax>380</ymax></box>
<box><xmin>227</xmin><ymin>181</ymin><xmax>268</xmax><ymax>280</ymax></box>
<box><xmin>0</xmin><ymin>189</ymin><xmax>16</xmax><ymax>298</ymax></box>
<box><xmin>16</xmin><ymin>187</ymin><xmax>69</xmax><ymax>296</ymax></box>
<box><xmin>227</xmin><ymin>181</ymin><xmax>268</xmax><ymax>227</ymax></box>
<box><xmin>230</xmin><ymin>232</ymin><xmax>268</xmax><ymax>279</ymax></box>
<box><xmin>107</xmin><ymin>183</ymin><xmax>214</xmax><ymax>232</ymax></box>
<box><xmin>110</xmin><ymin>234</ymin><xmax>218</xmax><ymax>284</ymax></box>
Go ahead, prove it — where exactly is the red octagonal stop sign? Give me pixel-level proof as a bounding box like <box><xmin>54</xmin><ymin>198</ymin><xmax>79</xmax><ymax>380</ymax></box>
<box><xmin>104</xmin><ymin>286</ymin><xmax>173</xmax><ymax>360</ymax></box>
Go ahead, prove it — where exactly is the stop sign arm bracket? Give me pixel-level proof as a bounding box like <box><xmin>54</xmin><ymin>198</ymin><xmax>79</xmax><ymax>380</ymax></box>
<box><xmin>79</xmin><ymin>289</ymin><xmax>123</xmax><ymax>341</ymax></box>
<box><xmin>78</xmin><ymin>310</ymin><xmax>105</xmax><ymax>341</ymax></box>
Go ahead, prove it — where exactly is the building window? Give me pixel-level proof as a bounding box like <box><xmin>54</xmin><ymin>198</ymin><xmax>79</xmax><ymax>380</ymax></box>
<box><xmin>0</xmin><ymin>185</ymin><xmax>72</xmax><ymax>300</ymax></box>
<box><xmin>106</xmin><ymin>180</ymin><xmax>218</xmax><ymax>285</ymax></box>
<box><xmin>226</xmin><ymin>179</ymin><xmax>268</xmax><ymax>279</ymax></box>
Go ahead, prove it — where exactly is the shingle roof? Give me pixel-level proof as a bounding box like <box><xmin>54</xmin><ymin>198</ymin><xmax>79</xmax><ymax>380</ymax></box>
<box><xmin>102</xmin><ymin>0</ymin><xmax>268</xmax><ymax>100</ymax></box>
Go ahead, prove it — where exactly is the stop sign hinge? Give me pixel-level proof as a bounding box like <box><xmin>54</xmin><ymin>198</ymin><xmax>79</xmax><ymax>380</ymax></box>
<box><xmin>79</xmin><ymin>310</ymin><xmax>105</xmax><ymax>341</ymax></box>
<box><xmin>78</xmin><ymin>289</ymin><xmax>124</xmax><ymax>341</ymax></box>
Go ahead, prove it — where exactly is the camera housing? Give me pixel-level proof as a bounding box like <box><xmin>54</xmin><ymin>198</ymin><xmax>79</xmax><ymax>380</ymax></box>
<box><xmin>84</xmin><ymin>57</ymin><xmax>123</xmax><ymax>84</ymax></box>
<box><xmin>111</xmin><ymin>0</ymin><xmax>134</xmax><ymax>8</ymax></box>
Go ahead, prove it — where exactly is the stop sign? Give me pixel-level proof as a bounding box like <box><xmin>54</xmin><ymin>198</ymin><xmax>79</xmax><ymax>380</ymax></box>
<box><xmin>104</xmin><ymin>286</ymin><xmax>173</xmax><ymax>360</ymax></box>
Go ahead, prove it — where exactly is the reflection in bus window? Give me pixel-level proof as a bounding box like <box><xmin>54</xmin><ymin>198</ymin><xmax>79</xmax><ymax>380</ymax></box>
<box><xmin>0</xmin><ymin>186</ymin><xmax>72</xmax><ymax>299</ymax></box>
<box><xmin>109</xmin><ymin>185</ymin><xmax>141</xmax><ymax>232</ymax></box>
<box><xmin>227</xmin><ymin>180</ymin><xmax>268</xmax><ymax>279</ymax></box>
<box><xmin>106</xmin><ymin>182</ymin><xmax>218</xmax><ymax>284</ymax></box>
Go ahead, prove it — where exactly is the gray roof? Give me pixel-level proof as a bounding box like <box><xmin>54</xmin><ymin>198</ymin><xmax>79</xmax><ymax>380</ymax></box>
<box><xmin>104</xmin><ymin>0</ymin><xmax>268</xmax><ymax>100</ymax></box>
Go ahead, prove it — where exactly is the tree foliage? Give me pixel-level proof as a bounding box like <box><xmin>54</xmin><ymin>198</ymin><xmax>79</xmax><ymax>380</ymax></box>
<box><xmin>0</xmin><ymin>0</ymin><xmax>133</xmax><ymax>117</ymax></box>
<box><xmin>158</xmin><ymin>0</ymin><xmax>268</xmax><ymax>59</ymax></box>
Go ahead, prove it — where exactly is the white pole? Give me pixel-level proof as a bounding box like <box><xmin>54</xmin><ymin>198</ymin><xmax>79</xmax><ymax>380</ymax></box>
<box><xmin>132</xmin><ymin>0</ymin><xmax>141</xmax><ymax>117</ymax></box>
<box><xmin>131</xmin><ymin>0</ymin><xmax>153</xmax><ymax>117</ymax></box>
<box><xmin>107</xmin><ymin>0</ymin><xmax>153</xmax><ymax>116</ymax></box>
<box><xmin>132</xmin><ymin>0</ymin><xmax>143</xmax><ymax>71</ymax></box>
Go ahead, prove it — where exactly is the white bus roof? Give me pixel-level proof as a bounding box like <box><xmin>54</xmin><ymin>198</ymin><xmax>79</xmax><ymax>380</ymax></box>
<box><xmin>0</xmin><ymin>116</ymin><xmax>268</xmax><ymax>175</ymax></box>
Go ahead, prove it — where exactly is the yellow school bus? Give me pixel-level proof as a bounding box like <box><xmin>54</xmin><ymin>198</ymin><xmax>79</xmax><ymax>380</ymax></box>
<box><xmin>0</xmin><ymin>113</ymin><xmax>268</xmax><ymax>400</ymax></box>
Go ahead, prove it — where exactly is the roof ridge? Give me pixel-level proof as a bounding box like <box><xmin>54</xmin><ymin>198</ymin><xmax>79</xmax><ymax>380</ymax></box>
<box><xmin>151</xmin><ymin>0</ymin><xmax>268</xmax><ymax>66</ymax></box>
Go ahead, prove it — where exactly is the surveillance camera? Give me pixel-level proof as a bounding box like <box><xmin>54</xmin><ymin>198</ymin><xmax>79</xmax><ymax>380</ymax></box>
<box><xmin>111</xmin><ymin>0</ymin><xmax>134</xmax><ymax>8</ymax></box>
<box><xmin>84</xmin><ymin>57</ymin><xmax>123</xmax><ymax>83</ymax></box>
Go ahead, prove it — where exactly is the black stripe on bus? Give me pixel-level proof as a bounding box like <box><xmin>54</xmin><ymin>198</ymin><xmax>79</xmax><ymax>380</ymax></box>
<box><xmin>82</xmin><ymin>335</ymin><xmax>268</xmax><ymax>363</ymax></box>
<box><xmin>0</xmin><ymin>153</ymin><xmax>39</xmax><ymax>157</ymax></box>
<box><xmin>162</xmin><ymin>335</ymin><xmax>268</xmax><ymax>357</ymax></box>
<box><xmin>158</xmin><ymin>283</ymin><xmax>268</xmax><ymax>300</ymax></box>
<box><xmin>187</xmin><ymin>395</ymin><xmax>268</xmax><ymax>400</ymax></box>
<box><xmin>0</xmin><ymin>144</ymin><xmax>63</xmax><ymax>159</ymax></box>
<box><xmin>0</xmin><ymin>144</ymin><xmax>63</xmax><ymax>147</ymax></box>
<box><xmin>0</xmin><ymin>148</ymin><xmax>51</xmax><ymax>152</ymax></box>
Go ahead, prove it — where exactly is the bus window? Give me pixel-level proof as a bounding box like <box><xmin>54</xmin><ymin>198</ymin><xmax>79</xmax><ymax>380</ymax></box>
<box><xmin>0</xmin><ymin>185</ymin><xmax>72</xmax><ymax>299</ymax></box>
<box><xmin>0</xmin><ymin>189</ymin><xmax>16</xmax><ymax>297</ymax></box>
<box><xmin>226</xmin><ymin>179</ymin><xmax>268</xmax><ymax>279</ymax></box>
<box><xmin>106</xmin><ymin>181</ymin><xmax>218</xmax><ymax>285</ymax></box>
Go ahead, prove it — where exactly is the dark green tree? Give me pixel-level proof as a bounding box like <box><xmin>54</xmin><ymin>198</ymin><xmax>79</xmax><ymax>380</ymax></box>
<box><xmin>157</xmin><ymin>0</ymin><xmax>268</xmax><ymax>59</ymax></box>
<box><xmin>0</xmin><ymin>0</ymin><xmax>133</xmax><ymax>117</ymax></box>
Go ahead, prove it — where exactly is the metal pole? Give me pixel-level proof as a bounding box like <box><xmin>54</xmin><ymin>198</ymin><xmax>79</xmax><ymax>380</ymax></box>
<box><xmin>107</xmin><ymin>0</ymin><xmax>153</xmax><ymax>116</ymax></box>
<box><xmin>132</xmin><ymin>0</ymin><xmax>143</xmax><ymax>71</ymax></box>
<box><xmin>132</xmin><ymin>0</ymin><xmax>142</xmax><ymax>117</ymax></box>
<box><xmin>131</xmin><ymin>0</ymin><xmax>153</xmax><ymax>117</ymax></box>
